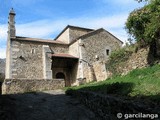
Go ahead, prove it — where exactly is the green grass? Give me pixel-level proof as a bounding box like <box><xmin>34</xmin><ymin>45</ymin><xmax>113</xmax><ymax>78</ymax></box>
<box><xmin>67</xmin><ymin>64</ymin><xmax>160</xmax><ymax>100</ymax></box>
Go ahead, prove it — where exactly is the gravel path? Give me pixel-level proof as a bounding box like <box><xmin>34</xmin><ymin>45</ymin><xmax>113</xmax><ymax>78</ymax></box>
<box><xmin>0</xmin><ymin>89</ymin><xmax>99</xmax><ymax>120</ymax></box>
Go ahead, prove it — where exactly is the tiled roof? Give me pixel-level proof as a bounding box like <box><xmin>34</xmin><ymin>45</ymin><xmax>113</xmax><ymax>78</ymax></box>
<box><xmin>12</xmin><ymin>36</ymin><xmax>68</xmax><ymax>45</ymax></box>
<box><xmin>51</xmin><ymin>53</ymin><xmax>79</xmax><ymax>59</ymax></box>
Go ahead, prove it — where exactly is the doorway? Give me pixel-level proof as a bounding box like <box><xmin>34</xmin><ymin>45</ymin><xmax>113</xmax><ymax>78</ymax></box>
<box><xmin>56</xmin><ymin>72</ymin><xmax>65</xmax><ymax>79</ymax></box>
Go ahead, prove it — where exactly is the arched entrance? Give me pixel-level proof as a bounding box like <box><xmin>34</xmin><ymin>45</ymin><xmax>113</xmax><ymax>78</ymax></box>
<box><xmin>56</xmin><ymin>72</ymin><xmax>65</xmax><ymax>79</ymax></box>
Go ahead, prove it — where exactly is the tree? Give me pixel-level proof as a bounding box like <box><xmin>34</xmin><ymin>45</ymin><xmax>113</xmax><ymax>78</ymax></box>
<box><xmin>136</xmin><ymin>0</ymin><xmax>148</xmax><ymax>2</ymax></box>
<box><xmin>125</xmin><ymin>0</ymin><xmax>160</xmax><ymax>48</ymax></box>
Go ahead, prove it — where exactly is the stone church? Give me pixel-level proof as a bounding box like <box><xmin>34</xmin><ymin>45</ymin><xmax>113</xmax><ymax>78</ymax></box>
<box><xmin>4</xmin><ymin>9</ymin><xmax>122</xmax><ymax>93</ymax></box>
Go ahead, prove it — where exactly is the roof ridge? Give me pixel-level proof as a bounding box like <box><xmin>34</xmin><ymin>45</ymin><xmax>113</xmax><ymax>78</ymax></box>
<box><xmin>54</xmin><ymin>25</ymin><xmax>94</xmax><ymax>40</ymax></box>
<box><xmin>78</xmin><ymin>28</ymin><xmax>103</xmax><ymax>39</ymax></box>
<box><xmin>67</xmin><ymin>25</ymin><xmax>94</xmax><ymax>31</ymax></box>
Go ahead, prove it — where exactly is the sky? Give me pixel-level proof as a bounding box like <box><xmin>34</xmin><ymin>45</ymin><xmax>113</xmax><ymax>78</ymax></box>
<box><xmin>0</xmin><ymin>0</ymin><xmax>145</xmax><ymax>58</ymax></box>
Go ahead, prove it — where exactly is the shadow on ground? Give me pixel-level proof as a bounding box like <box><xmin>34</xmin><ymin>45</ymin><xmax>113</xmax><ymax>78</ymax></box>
<box><xmin>72</xmin><ymin>82</ymin><xmax>135</xmax><ymax>96</ymax></box>
<box><xmin>66</xmin><ymin>82</ymin><xmax>160</xmax><ymax>119</ymax></box>
<box><xmin>68</xmin><ymin>82</ymin><xmax>160</xmax><ymax>102</ymax></box>
<box><xmin>0</xmin><ymin>90</ymin><xmax>99</xmax><ymax>120</ymax></box>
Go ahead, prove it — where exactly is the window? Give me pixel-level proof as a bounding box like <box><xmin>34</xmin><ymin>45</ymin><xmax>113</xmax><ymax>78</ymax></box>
<box><xmin>31</xmin><ymin>48</ymin><xmax>35</xmax><ymax>54</ymax></box>
<box><xmin>106</xmin><ymin>49</ymin><xmax>110</xmax><ymax>56</ymax></box>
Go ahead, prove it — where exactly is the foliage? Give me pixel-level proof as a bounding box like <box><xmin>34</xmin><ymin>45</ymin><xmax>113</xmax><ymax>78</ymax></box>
<box><xmin>105</xmin><ymin>45</ymin><xmax>136</xmax><ymax>75</ymax></box>
<box><xmin>126</xmin><ymin>0</ymin><xmax>160</xmax><ymax>47</ymax></box>
<box><xmin>67</xmin><ymin>64</ymin><xmax>160</xmax><ymax>101</ymax></box>
<box><xmin>136</xmin><ymin>0</ymin><xmax>149</xmax><ymax>2</ymax></box>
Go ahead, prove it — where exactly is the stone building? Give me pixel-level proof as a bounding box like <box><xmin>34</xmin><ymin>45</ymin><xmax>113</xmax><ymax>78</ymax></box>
<box><xmin>4</xmin><ymin>9</ymin><xmax>122</xmax><ymax>92</ymax></box>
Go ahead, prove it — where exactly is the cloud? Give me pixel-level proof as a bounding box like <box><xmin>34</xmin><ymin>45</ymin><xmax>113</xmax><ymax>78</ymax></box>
<box><xmin>0</xmin><ymin>46</ymin><xmax>6</xmax><ymax>58</ymax></box>
<box><xmin>0</xmin><ymin>24</ymin><xmax>7</xmax><ymax>41</ymax></box>
<box><xmin>0</xmin><ymin>13</ymin><xmax>129</xmax><ymax>58</ymax></box>
<box><xmin>18</xmin><ymin>13</ymin><xmax>128</xmax><ymax>41</ymax></box>
<box><xmin>17</xmin><ymin>20</ymin><xmax>57</xmax><ymax>38</ymax></box>
<box><xmin>1</xmin><ymin>13</ymin><xmax>128</xmax><ymax>38</ymax></box>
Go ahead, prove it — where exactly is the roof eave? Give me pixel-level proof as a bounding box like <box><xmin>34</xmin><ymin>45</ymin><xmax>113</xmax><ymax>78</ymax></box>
<box><xmin>11</xmin><ymin>36</ymin><xmax>69</xmax><ymax>45</ymax></box>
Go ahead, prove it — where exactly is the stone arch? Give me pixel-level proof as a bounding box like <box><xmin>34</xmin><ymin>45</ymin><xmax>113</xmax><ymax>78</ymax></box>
<box><xmin>56</xmin><ymin>72</ymin><xmax>65</xmax><ymax>79</ymax></box>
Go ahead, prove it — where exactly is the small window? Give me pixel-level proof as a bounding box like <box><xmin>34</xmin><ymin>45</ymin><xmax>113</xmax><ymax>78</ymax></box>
<box><xmin>31</xmin><ymin>48</ymin><xmax>35</xmax><ymax>54</ymax></box>
<box><xmin>106</xmin><ymin>49</ymin><xmax>110</xmax><ymax>56</ymax></box>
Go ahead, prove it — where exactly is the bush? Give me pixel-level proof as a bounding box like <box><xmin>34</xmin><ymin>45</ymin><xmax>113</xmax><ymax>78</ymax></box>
<box><xmin>106</xmin><ymin>45</ymin><xmax>136</xmax><ymax>75</ymax></box>
<box><xmin>125</xmin><ymin>0</ymin><xmax>160</xmax><ymax>47</ymax></box>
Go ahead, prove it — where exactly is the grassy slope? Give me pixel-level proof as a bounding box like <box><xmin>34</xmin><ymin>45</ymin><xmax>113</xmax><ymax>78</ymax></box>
<box><xmin>67</xmin><ymin>64</ymin><xmax>160</xmax><ymax>100</ymax></box>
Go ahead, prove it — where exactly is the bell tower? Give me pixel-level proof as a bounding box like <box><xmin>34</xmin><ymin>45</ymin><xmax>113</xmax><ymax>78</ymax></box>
<box><xmin>5</xmin><ymin>8</ymin><xmax>16</xmax><ymax>79</ymax></box>
<box><xmin>8</xmin><ymin>8</ymin><xmax>16</xmax><ymax>37</ymax></box>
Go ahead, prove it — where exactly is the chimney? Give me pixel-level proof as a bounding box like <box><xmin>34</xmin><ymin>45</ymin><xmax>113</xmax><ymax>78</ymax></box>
<box><xmin>8</xmin><ymin>8</ymin><xmax>16</xmax><ymax>37</ymax></box>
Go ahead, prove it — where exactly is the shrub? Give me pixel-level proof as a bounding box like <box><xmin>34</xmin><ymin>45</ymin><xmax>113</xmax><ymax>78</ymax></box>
<box><xmin>106</xmin><ymin>45</ymin><xmax>136</xmax><ymax>75</ymax></box>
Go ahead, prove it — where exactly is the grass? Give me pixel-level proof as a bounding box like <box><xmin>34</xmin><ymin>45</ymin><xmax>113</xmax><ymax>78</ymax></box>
<box><xmin>67</xmin><ymin>64</ymin><xmax>160</xmax><ymax>101</ymax></box>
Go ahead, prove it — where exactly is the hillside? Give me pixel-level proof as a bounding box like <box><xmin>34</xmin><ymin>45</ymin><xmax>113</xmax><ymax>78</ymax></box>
<box><xmin>66</xmin><ymin>64</ymin><xmax>160</xmax><ymax>119</ymax></box>
<box><xmin>0</xmin><ymin>58</ymin><xmax>5</xmax><ymax>82</ymax></box>
<box><xmin>0</xmin><ymin>59</ymin><xmax>5</xmax><ymax>74</ymax></box>
<box><xmin>68</xmin><ymin>64</ymin><xmax>160</xmax><ymax>101</ymax></box>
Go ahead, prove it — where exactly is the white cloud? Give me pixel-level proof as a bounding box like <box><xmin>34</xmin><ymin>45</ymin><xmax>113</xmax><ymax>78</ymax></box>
<box><xmin>15</xmin><ymin>13</ymin><xmax>128</xmax><ymax>41</ymax></box>
<box><xmin>0</xmin><ymin>13</ymin><xmax>129</xmax><ymax>58</ymax></box>
<box><xmin>17</xmin><ymin>20</ymin><xmax>57</xmax><ymax>38</ymax></box>
<box><xmin>0</xmin><ymin>47</ymin><xmax>6</xmax><ymax>58</ymax></box>
<box><xmin>0</xmin><ymin>24</ymin><xmax>7</xmax><ymax>41</ymax></box>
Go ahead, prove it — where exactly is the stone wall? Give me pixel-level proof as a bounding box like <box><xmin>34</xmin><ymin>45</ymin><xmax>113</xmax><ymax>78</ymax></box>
<box><xmin>11</xmin><ymin>40</ymin><xmax>44</xmax><ymax>79</ymax></box>
<box><xmin>121</xmin><ymin>47</ymin><xmax>149</xmax><ymax>75</ymax></box>
<box><xmin>2</xmin><ymin>79</ymin><xmax>65</xmax><ymax>94</ymax></box>
<box><xmin>66</xmin><ymin>90</ymin><xmax>160</xmax><ymax>119</ymax></box>
<box><xmin>56</xmin><ymin>28</ymin><xmax>69</xmax><ymax>44</ymax></box>
<box><xmin>69</xmin><ymin>40</ymin><xmax>82</xmax><ymax>83</ymax></box>
<box><xmin>10</xmin><ymin>39</ymin><xmax>69</xmax><ymax>79</ymax></box>
<box><xmin>81</xmin><ymin>30</ymin><xmax>122</xmax><ymax>81</ymax></box>
<box><xmin>42</xmin><ymin>45</ymin><xmax>52</xmax><ymax>79</ymax></box>
<box><xmin>50</xmin><ymin>44</ymin><xmax>69</xmax><ymax>54</ymax></box>
<box><xmin>69</xmin><ymin>27</ymin><xmax>92</xmax><ymax>43</ymax></box>
<box><xmin>109</xmin><ymin>47</ymin><xmax>150</xmax><ymax>76</ymax></box>
<box><xmin>69</xmin><ymin>40</ymin><xmax>79</xmax><ymax>57</ymax></box>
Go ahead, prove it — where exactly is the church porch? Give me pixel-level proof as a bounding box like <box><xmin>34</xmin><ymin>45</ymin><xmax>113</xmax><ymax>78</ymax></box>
<box><xmin>51</xmin><ymin>54</ymin><xmax>79</xmax><ymax>87</ymax></box>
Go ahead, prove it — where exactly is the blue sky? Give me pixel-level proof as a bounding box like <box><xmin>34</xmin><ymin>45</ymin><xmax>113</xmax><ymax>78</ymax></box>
<box><xmin>0</xmin><ymin>0</ymin><xmax>145</xmax><ymax>58</ymax></box>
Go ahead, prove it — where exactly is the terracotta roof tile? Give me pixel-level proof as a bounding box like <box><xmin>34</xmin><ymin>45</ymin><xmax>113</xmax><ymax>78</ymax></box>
<box><xmin>12</xmin><ymin>36</ymin><xmax>68</xmax><ymax>45</ymax></box>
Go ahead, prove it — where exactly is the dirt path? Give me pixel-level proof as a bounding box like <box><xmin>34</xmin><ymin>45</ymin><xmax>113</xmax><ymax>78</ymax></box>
<box><xmin>0</xmin><ymin>90</ymin><xmax>99</xmax><ymax>120</ymax></box>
